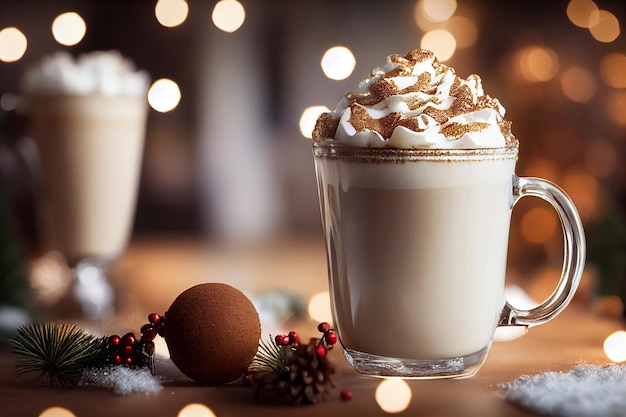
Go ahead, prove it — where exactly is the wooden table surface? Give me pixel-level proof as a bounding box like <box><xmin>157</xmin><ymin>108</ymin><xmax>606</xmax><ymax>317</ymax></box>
<box><xmin>0</xmin><ymin>235</ymin><xmax>622</xmax><ymax>417</ymax></box>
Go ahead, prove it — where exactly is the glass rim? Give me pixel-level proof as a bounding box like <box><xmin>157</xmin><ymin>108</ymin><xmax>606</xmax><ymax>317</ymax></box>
<box><xmin>313</xmin><ymin>142</ymin><xmax>519</xmax><ymax>162</ymax></box>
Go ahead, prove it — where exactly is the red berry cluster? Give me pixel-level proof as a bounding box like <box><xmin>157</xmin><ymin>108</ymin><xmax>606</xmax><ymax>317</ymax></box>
<box><xmin>274</xmin><ymin>322</ymin><xmax>338</xmax><ymax>358</ymax></box>
<box><xmin>106</xmin><ymin>313</ymin><xmax>165</xmax><ymax>369</ymax></box>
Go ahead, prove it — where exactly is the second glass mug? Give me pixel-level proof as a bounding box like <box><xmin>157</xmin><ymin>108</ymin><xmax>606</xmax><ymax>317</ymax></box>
<box><xmin>313</xmin><ymin>144</ymin><xmax>585</xmax><ymax>379</ymax></box>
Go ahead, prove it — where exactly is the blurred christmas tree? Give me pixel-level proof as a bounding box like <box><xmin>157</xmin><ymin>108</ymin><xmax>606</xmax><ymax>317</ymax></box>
<box><xmin>587</xmin><ymin>205</ymin><xmax>626</xmax><ymax>316</ymax></box>
<box><xmin>0</xmin><ymin>110</ymin><xmax>32</xmax><ymax>341</ymax></box>
<box><xmin>0</xmin><ymin>187</ymin><xmax>29</xmax><ymax>307</ymax></box>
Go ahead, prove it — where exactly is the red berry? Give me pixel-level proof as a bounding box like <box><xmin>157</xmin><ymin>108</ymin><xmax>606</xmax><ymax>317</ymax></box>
<box><xmin>288</xmin><ymin>331</ymin><xmax>299</xmax><ymax>345</ymax></box>
<box><xmin>318</xmin><ymin>322</ymin><xmax>330</xmax><ymax>333</ymax></box>
<box><xmin>108</xmin><ymin>335</ymin><xmax>121</xmax><ymax>346</ymax></box>
<box><xmin>340</xmin><ymin>389</ymin><xmax>353</xmax><ymax>401</ymax></box>
<box><xmin>124</xmin><ymin>356</ymin><xmax>133</xmax><ymax>365</ymax></box>
<box><xmin>316</xmin><ymin>344</ymin><xmax>327</xmax><ymax>358</ymax></box>
<box><xmin>275</xmin><ymin>334</ymin><xmax>290</xmax><ymax>346</ymax></box>
<box><xmin>121</xmin><ymin>332</ymin><xmax>136</xmax><ymax>346</ymax></box>
<box><xmin>325</xmin><ymin>330</ymin><xmax>338</xmax><ymax>346</ymax></box>
<box><xmin>141</xmin><ymin>324</ymin><xmax>157</xmax><ymax>341</ymax></box>
<box><xmin>156</xmin><ymin>321</ymin><xmax>166</xmax><ymax>337</ymax></box>
<box><xmin>148</xmin><ymin>313</ymin><xmax>161</xmax><ymax>324</ymax></box>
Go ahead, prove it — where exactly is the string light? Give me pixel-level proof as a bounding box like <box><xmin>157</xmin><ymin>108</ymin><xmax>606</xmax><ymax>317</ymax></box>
<box><xmin>446</xmin><ymin>15</ymin><xmax>478</xmax><ymax>48</ymax></box>
<box><xmin>320</xmin><ymin>46</ymin><xmax>356</xmax><ymax>81</ymax></box>
<box><xmin>605</xmin><ymin>91</ymin><xmax>626</xmax><ymax>127</ymax></box>
<box><xmin>177</xmin><ymin>403</ymin><xmax>217</xmax><ymax>417</ymax></box>
<box><xmin>566</xmin><ymin>0</ymin><xmax>599</xmax><ymax>28</ymax></box>
<box><xmin>212</xmin><ymin>0</ymin><xmax>246</xmax><ymax>33</ymax></box>
<box><xmin>0</xmin><ymin>27</ymin><xmax>27</xmax><ymax>63</ymax></box>
<box><xmin>155</xmin><ymin>0</ymin><xmax>189</xmax><ymax>28</ymax></box>
<box><xmin>420</xmin><ymin>29</ymin><xmax>456</xmax><ymax>61</ymax></box>
<box><xmin>516</xmin><ymin>46</ymin><xmax>559</xmax><ymax>82</ymax></box>
<box><xmin>148</xmin><ymin>78</ymin><xmax>182</xmax><ymax>113</ymax></box>
<box><xmin>560</xmin><ymin>67</ymin><xmax>596</xmax><ymax>103</ymax></box>
<box><xmin>375</xmin><ymin>379</ymin><xmax>412</xmax><ymax>413</ymax></box>
<box><xmin>299</xmin><ymin>105</ymin><xmax>330</xmax><ymax>138</ymax></box>
<box><xmin>604</xmin><ymin>331</ymin><xmax>626</xmax><ymax>363</ymax></box>
<box><xmin>420</xmin><ymin>0</ymin><xmax>457</xmax><ymax>22</ymax></box>
<box><xmin>588</xmin><ymin>9</ymin><xmax>620</xmax><ymax>43</ymax></box>
<box><xmin>520</xmin><ymin>207</ymin><xmax>558</xmax><ymax>245</ymax></box>
<box><xmin>307</xmin><ymin>291</ymin><xmax>332</xmax><ymax>324</ymax></box>
<box><xmin>51</xmin><ymin>12</ymin><xmax>86</xmax><ymax>47</ymax></box>
<box><xmin>39</xmin><ymin>407</ymin><xmax>77</xmax><ymax>417</ymax></box>
<box><xmin>600</xmin><ymin>53</ymin><xmax>626</xmax><ymax>88</ymax></box>
<box><xmin>562</xmin><ymin>168</ymin><xmax>600</xmax><ymax>222</ymax></box>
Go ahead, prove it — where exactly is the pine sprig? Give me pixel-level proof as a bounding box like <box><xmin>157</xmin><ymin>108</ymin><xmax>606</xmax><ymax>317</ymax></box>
<box><xmin>9</xmin><ymin>323</ymin><xmax>108</xmax><ymax>386</ymax></box>
<box><xmin>249</xmin><ymin>336</ymin><xmax>288</xmax><ymax>374</ymax></box>
<box><xmin>246</xmin><ymin>324</ymin><xmax>337</xmax><ymax>404</ymax></box>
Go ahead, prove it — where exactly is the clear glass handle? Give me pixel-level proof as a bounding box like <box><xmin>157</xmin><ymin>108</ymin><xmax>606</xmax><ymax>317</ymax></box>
<box><xmin>499</xmin><ymin>175</ymin><xmax>586</xmax><ymax>328</ymax></box>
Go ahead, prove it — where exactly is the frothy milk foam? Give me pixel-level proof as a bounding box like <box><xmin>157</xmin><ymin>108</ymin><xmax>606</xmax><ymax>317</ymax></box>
<box><xmin>316</xmin><ymin>150</ymin><xmax>516</xmax><ymax>359</ymax></box>
<box><xmin>24</xmin><ymin>51</ymin><xmax>149</xmax><ymax>264</ymax></box>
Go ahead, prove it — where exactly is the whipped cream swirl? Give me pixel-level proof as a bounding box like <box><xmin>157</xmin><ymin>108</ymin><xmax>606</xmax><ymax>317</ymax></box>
<box><xmin>22</xmin><ymin>50</ymin><xmax>150</xmax><ymax>96</ymax></box>
<box><xmin>312</xmin><ymin>49</ymin><xmax>517</xmax><ymax>149</ymax></box>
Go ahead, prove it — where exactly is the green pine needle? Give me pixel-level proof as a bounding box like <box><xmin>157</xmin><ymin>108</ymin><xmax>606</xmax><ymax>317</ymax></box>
<box><xmin>9</xmin><ymin>323</ymin><xmax>108</xmax><ymax>386</ymax></box>
<box><xmin>248</xmin><ymin>337</ymin><xmax>288</xmax><ymax>375</ymax></box>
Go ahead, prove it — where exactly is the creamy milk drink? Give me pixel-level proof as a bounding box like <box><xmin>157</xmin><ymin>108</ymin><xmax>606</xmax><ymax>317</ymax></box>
<box><xmin>23</xmin><ymin>51</ymin><xmax>149</xmax><ymax>265</ymax></box>
<box><xmin>311</xmin><ymin>49</ymin><xmax>585</xmax><ymax>378</ymax></box>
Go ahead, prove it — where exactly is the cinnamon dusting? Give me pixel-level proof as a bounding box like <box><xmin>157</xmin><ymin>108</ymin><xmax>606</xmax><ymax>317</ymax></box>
<box><xmin>311</xmin><ymin>48</ymin><xmax>517</xmax><ymax>147</ymax></box>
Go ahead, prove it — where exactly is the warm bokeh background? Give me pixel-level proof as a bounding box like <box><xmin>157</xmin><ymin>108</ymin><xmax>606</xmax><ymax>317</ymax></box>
<box><xmin>0</xmin><ymin>0</ymin><xmax>624</xmax><ymax>315</ymax></box>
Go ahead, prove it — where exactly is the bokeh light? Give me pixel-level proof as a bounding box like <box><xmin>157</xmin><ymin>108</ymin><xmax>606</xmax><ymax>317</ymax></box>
<box><xmin>0</xmin><ymin>92</ymin><xmax>17</xmax><ymax>111</ymax></box>
<box><xmin>446</xmin><ymin>15</ymin><xmax>478</xmax><ymax>48</ymax></box>
<box><xmin>148</xmin><ymin>78</ymin><xmax>182</xmax><ymax>113</ymax></box>
<box><xmin>566</xmin><ymin>0</ymin><xmax>599</xmax><ymax>28</ymax></box>
<box><xmin>523</xmin><ymin>158</ymin><xmax>559</xmax><ymax>183</ymax></box>
<box><xmin>560</xmin><ymin>67</ymin><xmax>596</xmax><ymax>103</ymax></box>
<box><xmin>588</xmin><ymin>9</ymin><xmax>620</xmax><ymax>43</ymax></box>
<box><xmin>375</xmin><ymin>379</ymin><xmax>412</xmax><ymax>413</ymax></box>
<box><xmin>604</xmin><ymin>331</ymin><xmax>626</xmax><ymax>363</ymax></box>
<box><xmin>177</xmin><ymin>403</ymin><xmax>217</xmax><ymax>417</ymax></box>
<box><xmin>600</xmin><ymin>53</ymin><xmax>626</xmax><ymax>89</ymax></box>
<box><xmin>299</xmin><ymin>105</ymin><xmax>330</xmax><ymax>138</ymax></box>
<box><xmin>585</xmin><ymin>139</ymin><xmax>619</xmax><ymax>179</ymax></box>
<box><xmin>155</xmin><ymin>0</ymin><xmax>189</xmax><ymax>28</ymax></box>
<box><xmin>29</xmin><ymin>252</ymin><xmax>72</xmax><ymax>306</ymax></box>
<box><xmin>51</xmin><ymin>12</ymin><xmax>86</xmax><ymax>46</ymax></box>
<box><xmin>414</xmin><ymin>2</ymin><xmax>440</xmax><ymax>31</ymax></box>
<box><xmin>39</xmin><ymin>407</ymin><xmax>77</xmax><ymax>417</ymax></box>
<box><xmin>562</xmin><ymin>167</ymin><xmax>600</xmax><ymax>222</ymax></box>
<box><xmin>421</xmin><ymin>29</ymin><xmax>456</xmax><ymax>61</ymax></box>
<box><xmin>605</xmin><ymin>91</ymin><xmax>626</xmax><ymax>127</ymax></box>
<box><xmin>517</xmin><ymin>46</ymin><xmax>559</xmax><ymax>82</ymax></box>
<box><xmin>419</xmin><ymin>0</ymin><xmax>457</xmax><ymax>23</ymax></box>
<box><xmin>0</xmin><ymin>27</ymin><xmax>27</xmax><ymax>63</ymax></box>
<box><xmin>520</xmin><ymin>207</ymin><xmax>558</xmax><ymax>244</ymax></box>
<box><xmin>320</xmin><ymin>46</ymin><xmax>356</xmax><ymax>81</ymax></box>
<box><xmin>308</xmin><ymin>291</ymin><xmax>332</xmax><ymax>324</ymax></box>
<box><xmin>212</xmin><ymin>0</ymin><xmax>246</xmax><ymax>33</ymax></box>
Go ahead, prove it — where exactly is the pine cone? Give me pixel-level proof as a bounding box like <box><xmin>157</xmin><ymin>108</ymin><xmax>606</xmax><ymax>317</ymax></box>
<box><xmin>248</xmin><ymin>331</ymin><xmax>336</xmax><ymax>405</ymax></box>
<box><xmin>279</xmin><ymin>340</ymin><xmax>335</xmax><ymax>404</ymax></box>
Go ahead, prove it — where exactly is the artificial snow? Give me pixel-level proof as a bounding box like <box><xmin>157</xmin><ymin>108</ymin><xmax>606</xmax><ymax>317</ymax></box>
<box><xmin>501</xmin><ymin>364</ymin><xmax>626</xmax><ymax>417</ymax></box>
<box><xmin>79</xmin><ymin>366</ymin><xmax>163</xmax><ymax>395</ymax></box>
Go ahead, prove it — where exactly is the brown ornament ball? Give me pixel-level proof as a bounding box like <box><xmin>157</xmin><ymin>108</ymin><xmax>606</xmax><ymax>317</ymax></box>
<box><xmin>164</xmin><ymin>283</ymin><xmax>261</xmax><ymax>384</ymax></box>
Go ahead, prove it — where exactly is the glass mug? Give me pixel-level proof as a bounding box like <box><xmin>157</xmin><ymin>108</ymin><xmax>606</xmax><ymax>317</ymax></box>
<box><xmin>313</xmin><ymin>144</ymin><xmax>585</xmax><ymax>379</ymax></box>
